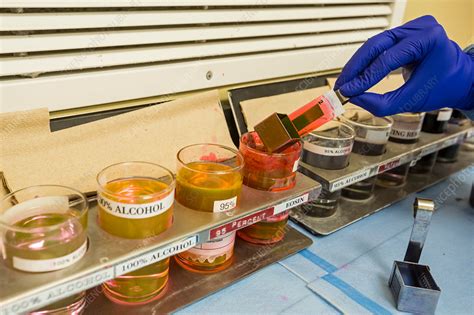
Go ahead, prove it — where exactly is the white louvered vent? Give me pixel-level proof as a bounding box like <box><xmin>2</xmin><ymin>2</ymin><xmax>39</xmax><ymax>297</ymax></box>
<box><xmin>0</xmin><ymin>0</ymin><xmax>406</xmax><ymax>113</ymax></box>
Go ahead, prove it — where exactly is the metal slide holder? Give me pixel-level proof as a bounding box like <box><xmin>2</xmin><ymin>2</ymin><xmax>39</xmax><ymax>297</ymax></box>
<box><xmin>254</xmin><ymin>90</ymin><xmax>348</xmax><ymax>152</ymax></box>
<box><xmin>388</xmin><ymin>198</ymin><xmax>441</xmax><ymax>314</ymax></box>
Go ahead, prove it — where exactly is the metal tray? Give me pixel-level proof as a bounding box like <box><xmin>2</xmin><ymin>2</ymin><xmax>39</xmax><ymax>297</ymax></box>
<box><xmin>83</xmin><ymin>226</ymin><xmax>312</xmax><ymax>314</ymax></box>
<box><xmin>291</xmin><ymin>150</ymin><xmax>473</xmax><ymax>235</ymax></box>
<box><xmin>0</xmin><ymin>173</ymin><xmax>320</xmax><ymax>314</ymax></box>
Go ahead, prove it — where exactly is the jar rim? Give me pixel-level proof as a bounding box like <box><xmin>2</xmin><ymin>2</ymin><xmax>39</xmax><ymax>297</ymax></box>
<box><xmin>339</xmin><ymin>114</ymin><xmax>394</xmax><ymax>129</ymax></box>
<box><xmin>177</xmin><ymin>143</ymin><xmax>244</xmax><ymax>175</ymax></box>
<box><xmin>0</xmin><ymin>184</ymin><xmax>89</xmax><ymax>233</ymax></box>
<box><xmin>306</xmin><ymin>121</ymin><xmax>355</xmax><ymax>141</ymax></box>
<box><xmin>240</xmin><ymin>132</ymin><xmax>303</xmax><ymax>157</ymax></box>
<box><xmin>96</xmin><ymin>161</ymin><xmax>176</xmax><ymax>199</ymax></box>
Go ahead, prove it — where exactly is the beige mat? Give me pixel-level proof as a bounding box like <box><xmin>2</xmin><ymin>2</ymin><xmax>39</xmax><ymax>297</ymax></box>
<box><xmin>1</xmin><ymin>108</ymin><xmax>51</xmax><ymax>196</ymax></box>
<box><xmin>0</xmin><ymin>90</ymin><xmax>234</xmax><ymax>194</ymax></box>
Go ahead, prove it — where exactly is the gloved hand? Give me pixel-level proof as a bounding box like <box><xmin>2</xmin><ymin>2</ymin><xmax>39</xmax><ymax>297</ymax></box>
<box><xmin>335</xmin><ymin>15</ymin><xmax>474</xmax><ymax>116</ymax></box>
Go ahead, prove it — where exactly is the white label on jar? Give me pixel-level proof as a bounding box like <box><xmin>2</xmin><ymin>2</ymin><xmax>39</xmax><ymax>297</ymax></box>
<box><xmin>187</xmin><ymin>232</ymin><xmax>235</xmax><ymax>257</ymax></box>
<box><xmin>97</xmin><ymin>189</ymin><xmax>174</xmax><ymax>219</ymax></box>
<box><xmin>437</xmin><ymin>108</ymin><xmax>453</xmax><ymax>121</ymax></box>
<box><xmin>390</xmin><ymin>127</ymin><xmax>422</xmax><ymax>140</ymax></box>
<box><xmin>361</xmin><ymin>128</ymin><xmax>390</xmax><ymax>144</ymax></box>
<box><xmin>115</xmin><ymin>235</ymin><xmax>198</xmax><ymax>276</ymax></box>
<box><xmin>304</xmin><ymin>141</ymin><xmax>352</xmax><ymax>156</ymax></box>
<box><xmin>273</xmin><ymin>193</ymin><xmax>309</xmax><ymax>215</ymax></box>
<box><xmin>213</xmin><ymin>196</ymin><xmax>237</xmax><ymax>213</ymax></box>
<box><xmin>12</xmin><ymin>241</ymin><xmax>87</xmax><ymax>273</ymax></box>
<box><xmin>292</xmin><ymin>158</ymin><xmax>300</xmax><ymax>172</ymax></box>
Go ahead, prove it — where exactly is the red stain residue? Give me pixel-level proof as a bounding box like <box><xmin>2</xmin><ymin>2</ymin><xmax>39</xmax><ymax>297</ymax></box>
<box><xmin>200</xmin><ymin>152</ymin><xmax>218</xmax><ymax>162</ymax></box>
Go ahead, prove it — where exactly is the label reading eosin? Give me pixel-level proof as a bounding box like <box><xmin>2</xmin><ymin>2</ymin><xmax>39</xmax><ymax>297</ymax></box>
<box><xmin>304</xmin><ymin>142</ymin><xmax>352</xmax><ymax>156</ymax></box>
<box><xmin>13</xmin><ymin>241</ymin><xmax>87</xmax><ymax>272</ymax></box>
<box><xmin>273</xmin><ymin>193</ymin><xmax>309</xmax><ymax>215</ymax></box>
<box><xmin>98</xmin><ymin>189</ymin><xmax>174</xmax><ymax>219</ymax></box>
<box><xmin>213</xmin><ymin>196</ymin><xmax>237</xmax><ymax>213</ymax></box>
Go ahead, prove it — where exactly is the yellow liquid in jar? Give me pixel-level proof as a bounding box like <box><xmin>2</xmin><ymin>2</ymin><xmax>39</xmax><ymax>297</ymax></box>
<box><xmin>4</xmin><ymin>212</ymin><xmax>87</xmax><ymax>272</ymax></box>
<box><xmin>102</xmin><ymin>258</ymin><xmax>169</xmax><ymax>305</ymax></box>
<box><xmin>176</xmin><ymin>162</ymin><xmax>242</xmax><ymax>212</ymax></box>
<box><xmin>98</xmin><ymin>177</ymin><xmax>173</xmax><ymax>239</ymax></box>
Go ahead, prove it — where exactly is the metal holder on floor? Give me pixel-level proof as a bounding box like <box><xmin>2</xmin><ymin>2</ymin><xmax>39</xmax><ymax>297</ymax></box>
<box><xmin>0</xmin><ymin>174</ymin><xmax>320</xmax><ymax>314</ymax></box>
<box><xmin>388</xmin><ymin>198</ymin><xmax>440</xmax><ymax>314</ymax></box>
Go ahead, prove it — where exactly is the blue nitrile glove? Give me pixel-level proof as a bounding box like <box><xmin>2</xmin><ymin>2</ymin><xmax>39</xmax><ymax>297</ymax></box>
<box><xmin>334</xmin><ymin>15</ymin><xmax>474</xmax><ymax>116</ymax></box>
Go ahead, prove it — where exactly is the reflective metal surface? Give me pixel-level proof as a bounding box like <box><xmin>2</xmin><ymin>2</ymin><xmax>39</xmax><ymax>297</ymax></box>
<box><xmin>291</xmin><ymin>150</ymin><xmax>473</xmax><ymax>235</ymax></box>
<box><xmin>0</xmin><ymin>173</ymin><xmax>320</xmax><ymax>314</ymax></box>
<box><xmin>83</xmin><ymin>226</ymin><xmax>312</xmax><ymax>314</ymax></box>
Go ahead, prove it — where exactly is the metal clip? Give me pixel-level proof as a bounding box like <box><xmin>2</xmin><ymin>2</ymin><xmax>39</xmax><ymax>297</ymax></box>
<box><xmin>404</xmin><ymin>198</ymin><xmax>435</xmax><ymax>263</ymax></box>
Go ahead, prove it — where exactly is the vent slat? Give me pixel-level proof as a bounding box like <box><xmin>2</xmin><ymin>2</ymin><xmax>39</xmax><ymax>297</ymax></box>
<box><xmin>1</xmin><ymin>29</ymin><xmax>381</xmax><ymax>76</ymax></box>
<box><xmin>0</xmin><ymin>5</ymin><xmax>392</xmax><ymax>31</ymax></box>
<box><xmin>1</xmin><ymin>17</ymin><xmax>389</xmax><ymax>54</ymax></box>
<box><xmin>0</xmin><ymin>44</ymin><xmax>361</xmax><ymax>112</ymax></box>
<box><xmin>0</xmin><ymin>0</ymin><xmax>394</xmax><ymax>8</ymax></box>
<box><xmin>0</xmin><ymin>1</ymin><xmax>406</xmax><ymax>113</ymax></box>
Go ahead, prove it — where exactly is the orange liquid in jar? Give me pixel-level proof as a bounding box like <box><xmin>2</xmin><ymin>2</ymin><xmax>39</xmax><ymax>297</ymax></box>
<box><xmin>102</xmin><ymin>258</ymin><xmax>170</xmax><ymax>305</ymax></box>
<box><xmin>239</xmin><ymin>132</ymin><xmax>301</xmax><ymax>192</ymax></box>
<box><xmin>98</xmin><ymin>177</ymin><xmax>173</xmax><ymax>239</ymax></box>
<box><xmin>176</xmin><ymin>162</ymin><xmax>242</xmax><ymax>212</ymax></box>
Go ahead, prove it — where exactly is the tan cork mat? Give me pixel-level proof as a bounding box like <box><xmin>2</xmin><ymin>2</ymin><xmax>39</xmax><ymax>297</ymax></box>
<box><xmin>0</xmin><ymin>90</ymin><xmax>234</xmax><ymax>194</ymax></box>
<box><xmin>0</xmin><ymin>108</ymin><xmax>51</xmax><ymax>196</ymax></box>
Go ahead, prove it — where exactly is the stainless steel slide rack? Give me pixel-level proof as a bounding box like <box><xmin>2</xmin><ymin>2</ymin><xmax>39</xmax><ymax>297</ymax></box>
<box><xmin>0</xmin><ymin>174</ymin><xmax>321</xmax><ymax>314</ymax></box>
<box><xmin>291</xmin><ymin>149</ymin><xmax>473</xmax><ymax>235</ymax></box>
<box><xmin>299</xmin><ymin>125</ymin><xmax>473</xmax><ymax>192</ymax></box>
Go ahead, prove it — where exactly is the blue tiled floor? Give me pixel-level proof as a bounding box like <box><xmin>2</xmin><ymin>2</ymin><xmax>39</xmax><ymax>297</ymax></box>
<box><xmin>177</xmin><ymin>171</ymin><xmax>474</xmax><ymax>314</ymax></box>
